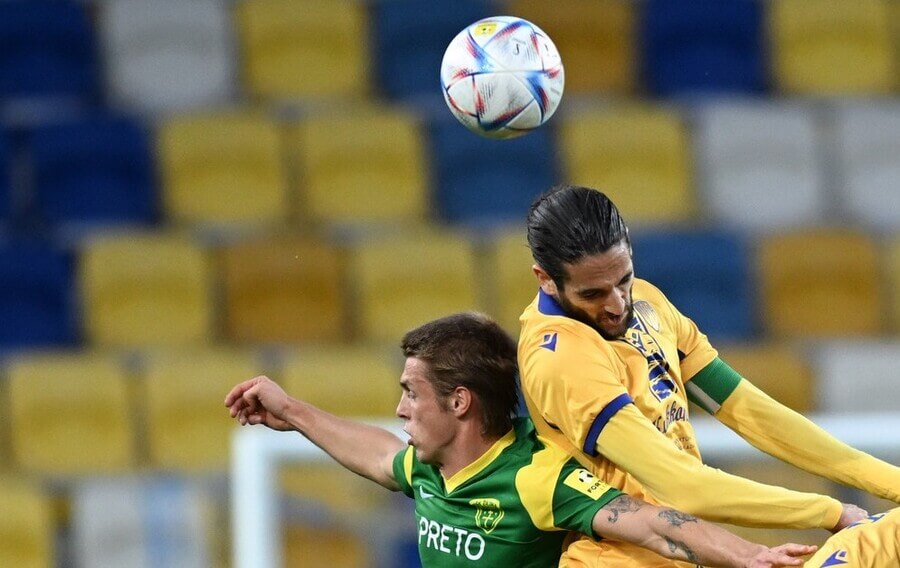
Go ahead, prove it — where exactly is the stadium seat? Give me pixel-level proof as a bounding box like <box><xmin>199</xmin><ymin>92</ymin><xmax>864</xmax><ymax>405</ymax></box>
<box><xmin>235</xmin><ymin>0</ymin><xmax>368</xmax><ymax>101</ymax></box>
<box><xmin>506</xmin><ymin>0</ymin><xmax>636</xmax><ymax>95</ymax></box>
<box><xmin>559</xmin><ymin>105</ymin><xmax>694</xmax><ymax>226</ymax></box>
<box><xmin>372</xmin><ymin>0</ymin><xmax>493</xmax><ymax>99</ymax></box>
<box><xmin>143</xmin><ymin>349</ymin><xmax>260</xmax><ymax>472</ymax></box>
<box><xmin>72</xmin><ymin>477</ymin><xmax>212</xmax><ymax>568</ymax></box>
<box><xmin>0</xmin><ymin>1</ymin><xmax>97</xmax><ymax>101</ymax></box>
<box><xmin>349</xmin><ymin>229</ymin><xmax>479</xmax><ymax>342</ymax></box>
<box><xmin>288</xmin><ymin>106</ymin><xmax>428</xmax><ymax>228</ymax></box>
<box><xmin>8</xmin><ymin>353</ymin><xmax>135</xmax><ymax>474</ymax></box>
<box><xmin>0</xmin><ymin>477</ymin><xmax>54</xmax><ymax>568</ymax></box>
<box><xmin>770</xmin><ymin>0</ymin><xmax>894</xmax><ymax>95</ymax></box>
<box><xmin>27</xmin><ymin>116</ymin><xmax>157</xmax><ymax>227</ymax></box>
<box><xmin>0</xmin><ymin>239</ymin><xmax>75</xmax><ymax>349</ymax></box>
<box><xmin>757</xmin><ymin>230</ymin><xmax>883</xmax><ymax>338</ymax></box>
<box><xmin>99</xmin><ymin>0</ymin><xmax>235</xmax><ymax>114</ymax></box>
<box><xmin>283</xmin><ymin>523</ymin><xmax>367</xmax><ymax>568</ymax></box>
<box><xmin>0</xmin><ymin>130</ymin><xmax>11</xmax><ymax>224</ymax></box>
<box><xmin>694</xmin><ymin>100</ymin><xmax>825</xmax><ymax>232</ymax></box>
<box><xmin>833</xmin><ymin>102</ymin><xmax>900</xmax><ymax>231</ymax></box>
<box><xmin>814</xmin><ymin>341</ymin><xmax>900</xmax><ymax>413</ymax></box>
<box><xmin>281</xmin><ymin>345</ymin><xmax>400</xmax><ymax>417</ymax></box>
<box><xmin>80</xmin><ymin>232</ymin><xmax>213</xmax><ymax>346</ymax></box>
<box><xmin>641</xmin><ymin>0</ymin><xmax>765</xmax><ymax>96</ymax></box>
<box><xmin>430</xmin><ymin>114</ymin><xmax>556</xmax><ymax>226</ymax></box>
<box><xmin>157</xmin><ymin>110</ymin><xmax>289</xmax><ymax>227</ymax></box>
<box><xmin>489</xmin><ymin>227</ymin><xmax>539</xmax><ymax>334</ymax></box>
<box><xmin>715</xmin><ymin>344</ymin><xmax>813</xmax><ymax>412</ymax></box>
<box><xmin>221</xmin><ymin>236</ymin><xmax>347</xmax><ymax>344</ymax></box>
<box><xmin>630</xmin><ymin>229</ymin><xmax>755</xmax><ymax>341</ymax></box>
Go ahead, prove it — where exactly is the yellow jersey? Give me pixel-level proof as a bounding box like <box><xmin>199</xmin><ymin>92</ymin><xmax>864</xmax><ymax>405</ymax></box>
<box><xmin>805</xmin><ymin>509</ymin><xmax>900</xmax><ymax>567</ymax></box>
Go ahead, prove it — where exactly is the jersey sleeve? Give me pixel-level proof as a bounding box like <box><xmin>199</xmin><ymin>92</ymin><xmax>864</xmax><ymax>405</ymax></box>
<box><xmin>392</xmin><ymin>446</ymin><xmax>415</xmax><ymax>498</ymax></box>
<box><xmin>519</xmin><ymin>323</ymin><xmax>633</xmax><ymax>458</ymax></box>
<box><xmin>551</xmin><ymin>458</ymin><xmax>624</xmax><ymax>539</ymax></box>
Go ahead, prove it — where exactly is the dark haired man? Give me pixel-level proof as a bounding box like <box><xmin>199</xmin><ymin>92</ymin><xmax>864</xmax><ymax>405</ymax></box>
<box><xmin>226</xmin><ymin>312</ymin><xmax>814</xmax><ymax>567</ymax></box>
<box><xmin>519</xmin><ymin>184</ymin><xmax>900</xmax><ymax>566</ymax></box>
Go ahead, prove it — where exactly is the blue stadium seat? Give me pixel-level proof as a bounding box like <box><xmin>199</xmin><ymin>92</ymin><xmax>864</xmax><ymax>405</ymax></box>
<box><xmin>429</xmin><ymin>115</ymin><xmax>556</xmax><ymax>226</ymax></box>
<box><xmin>0</xmin><ymin>1</ymin><xmax>98</xmax><ymax>101</ymax></box>
<box><xmin>630</xmin><ymin>229</ymin><xmax>755</xmax><ymax>341</ymax></box>
<box><xmin>0</xmin><ymin>239</ymin><xmax>75</xmax><ymax>348</ymax></box>
<box><xmin>372</xmin><ymin>0</ymin><xmax>494</xmax><ymax>99</ymax></box>
<box><xmin>0</xmin><ymin>130</ymin><xmax>11</xmax><ymax>224</ymax></box>
<box><xmin>641</xmin><ymin>0</ymin><xmax>765</xmax><ymax>96</ymax></box>
<box><xmin>28</xmin><ymin>117</ymin><xmax>157</xmax><ymax>226</ymax></box>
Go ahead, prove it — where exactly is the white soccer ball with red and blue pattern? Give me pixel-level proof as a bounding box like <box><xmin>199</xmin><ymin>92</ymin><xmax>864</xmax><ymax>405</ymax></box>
<box><xmin>440</xmin><ymin>16</ymin><xmax>564</xmax><ymax>139</ymax></box>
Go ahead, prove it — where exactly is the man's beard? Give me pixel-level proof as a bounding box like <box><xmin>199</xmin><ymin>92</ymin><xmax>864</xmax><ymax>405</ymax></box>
<box><xmin>555</xmin><ymin>294</ymin><xmax>634</xmax><ymax>340</ymax></box>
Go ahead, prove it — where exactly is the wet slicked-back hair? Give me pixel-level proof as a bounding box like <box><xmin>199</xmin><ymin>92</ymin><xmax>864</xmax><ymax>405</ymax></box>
<box><xmin>526</xmin><ymin>185</ymin><xmax>630</xmax><ymax>288</ymax></box>
<box><xmin>401</xmin><ymin>312</ymin><xmax>518</xmax><ymax>438</ymax></box>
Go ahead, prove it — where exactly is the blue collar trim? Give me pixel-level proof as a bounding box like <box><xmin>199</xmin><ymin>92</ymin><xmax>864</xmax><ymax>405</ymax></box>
<box><xmin>537</xmin><ymin>289</ymin><xmax>567</xmax><ymax>316</ymax></box>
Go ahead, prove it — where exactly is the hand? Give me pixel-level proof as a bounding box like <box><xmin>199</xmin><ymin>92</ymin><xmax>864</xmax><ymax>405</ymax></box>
<box><xmin>832</xmin><ymin>503</ymin><xmax>869</xmax><ymax>533</ymax></box>
<box><xmin>225</xmin><ymin>375</ymin><xmax>295</xmax><ymax>432</ymax></box>
<box><xmin>745</xmin><ymin>543</ymin><xmax>817</xmax><ymax>567</ymax></box>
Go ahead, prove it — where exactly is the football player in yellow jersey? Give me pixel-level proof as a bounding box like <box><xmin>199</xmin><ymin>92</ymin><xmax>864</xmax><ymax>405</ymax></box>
<box><xmin>518</xmin><ymin>185</ymin><xmax>900</xmax><ymax>567</ymax></box>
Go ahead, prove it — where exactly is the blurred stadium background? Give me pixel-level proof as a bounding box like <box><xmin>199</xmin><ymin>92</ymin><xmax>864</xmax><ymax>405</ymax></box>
<box><xmin>0</xmin><ymin>0</ymin><xmax>899</xmax><ymax>566</ymax></box>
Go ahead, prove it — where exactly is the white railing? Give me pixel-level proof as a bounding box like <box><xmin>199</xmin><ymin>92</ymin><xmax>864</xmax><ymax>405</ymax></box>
<box><xmin>231</xmin><ymin>413</ymin><xmax>900</xmax><ymax>568</ymax></box>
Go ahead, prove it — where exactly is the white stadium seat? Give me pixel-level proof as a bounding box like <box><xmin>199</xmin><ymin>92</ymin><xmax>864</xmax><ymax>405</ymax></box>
<box><xmin>99</xmin><ymin>0</ymin><xmax>235</xmax><ymax>113</ymax></box>
<box><xmin>834</xmin><ymin>101</ymin><xmax>900</xmax><ymax>231</ymax></box>
<box><xmin>694</xmin><ymin>100</ymin><xmax>826</xmax><ymax>232</ymax></box>
<box><xmin>813</xmin><ymin>341</ymin><xmax>900</xmax><ymax>412</ymax></box>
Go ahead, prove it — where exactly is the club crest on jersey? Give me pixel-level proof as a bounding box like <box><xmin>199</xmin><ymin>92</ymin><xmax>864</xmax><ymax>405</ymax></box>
<box><xmin>470</xmin><ymin>498</ymin><xmax>504</xmax><ymax>534</ymax></box>
<box><xmin>634</xmin><ymin>301</ymin><xmax>660</xmax><ymax>331</ymax></box>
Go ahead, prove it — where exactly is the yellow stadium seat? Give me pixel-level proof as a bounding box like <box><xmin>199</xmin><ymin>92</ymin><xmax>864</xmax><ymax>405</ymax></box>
<box><xmin>280</xmin><ymin>460</ymin><xmax>389</xmax><ymax>518</ymax></box>
<box><xmin>716</xmin><ymin>344</ymin><xmax>814</xmax><ymax>412</ymax></box>
<box><xmin>288</xmin><ymin>106</ymin><xmax>428</xmax><ymax>227</ymax></box>
<box><xmin>235</xmin><ymin>0</ymin><xmax>368</xmax><ymax>100</ymax></box>
<box><xmin>349</xmin><ymin>229</ymin><xmax>479</xmax><ymax>342</ymax></box>
<box><xmin>510</xmin><ymin>0</ymin><xmax>636</xmax><ymax>94</ymax></box>
<box><xmin>559</xmin><ymin>105</ymin><xmax>695</xmax><ymax>225</ymax></box>
<box><xmin>143</xmin><ymin>349</ymin><xmax>261</xmax><ymax>472</ymax></box>
<box><xmin>891</xmin><ymin>237</ymin><xmax>900</xmax><ymax>332</ymax></box>
<box><xmin>770</xmin><ymin>0</ymin><xmax>894</xmax><ymax>95</ymax></box>
<box><xmin>0</xmin><ymin>478</ymin><xmax>54</xmax><ymax>568</ymax></box>
<box><xmin>281</xmin><ymin>345</ymin><xmax>400</xmax><ymax>417</ymax></box>
<box><xmin>283</xmin><ymin>523</ymin><xmax>367</xmax><ymax>568</ymax></box>
<box><xmin>8</xmin><ymin>354</ymin><xmax>135</xmax><ymax>475</ymax></box>
<box><xmin>490</xmin><ymin>227</ymin><xmax>539</xmax><ymax>335</ymax></box>
<box><xmin>80</xmin><ymin>232</ymin><xmax>213</xmax><ymax>346</ymax></box>
<box><xmin>158</xmin><ymin>110</ymin><xmax>289</xmax><ymax>227</ymax></box>
<box><xmin>758</xmin><ymin>230</ymin><xmax>883</xmax><ymax>338</ymax></box>
<box><xmin>221</xmin><ymin>236</ymin><xmax>347</xmax><ymax>343</ymax></box>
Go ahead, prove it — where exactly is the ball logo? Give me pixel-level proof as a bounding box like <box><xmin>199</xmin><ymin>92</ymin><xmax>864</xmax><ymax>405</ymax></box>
<box><xmin>473</xmin><ymin>22</ymin><xmax>498</xmax><ymax>36</ymax></box>
<box><xmin>469</xmin><ymin>498</ymin><xmax>504</xmax><ymax>534</ymax></box>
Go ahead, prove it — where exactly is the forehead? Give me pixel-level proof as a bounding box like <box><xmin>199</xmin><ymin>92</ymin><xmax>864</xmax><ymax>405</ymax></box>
<box><xmin>401</xmin><ymin>357</ymin><xmax>433</xmax><ymax>388</ymax></box>
<box><xmin>564</xmin><ymin>242</ymin><xmax>632</xmax><ymax>290</ymax></box>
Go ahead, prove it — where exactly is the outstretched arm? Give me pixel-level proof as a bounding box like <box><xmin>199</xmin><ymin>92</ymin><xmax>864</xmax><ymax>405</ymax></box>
<box><xmin>593</xmin><ymin>495</ymin><xmax>817</xmax><ymax>568</ymax></box>
<box><xmin>225</xmin><ymin>376</ymin><xmax>406</xmax><ymax>491</ymax></box>
<box><xmin>690</xmin><ymin>359</ymin><xmax>900</xmax><ymax>505</ymax></box>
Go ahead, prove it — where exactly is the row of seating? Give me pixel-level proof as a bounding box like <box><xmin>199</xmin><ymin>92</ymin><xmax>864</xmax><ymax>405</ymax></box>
<box><xmin>2</xmin><ymin>99</ymin><xmax>899</xmax><ymax>233</ymax></box>
<box><xmin>3</xmin><ymin>0</ymin><xmax>899</xmax><ymax>114</ymax></box>
<box><xmin>2</xmin><ymin>225</ymin><xmax>899</xmax><ymax>351</ymax></box>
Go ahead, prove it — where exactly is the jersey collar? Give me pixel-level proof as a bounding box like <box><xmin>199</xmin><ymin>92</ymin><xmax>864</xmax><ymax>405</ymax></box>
<box><xmin>444</xmin><ymin>428</ymin><xmax>516</xmax><ymax>493</ymax></box>
<box><xmin>537</xmin><ymin>289</ymin><xmax>566</xmax><ymax>316</ymax></box>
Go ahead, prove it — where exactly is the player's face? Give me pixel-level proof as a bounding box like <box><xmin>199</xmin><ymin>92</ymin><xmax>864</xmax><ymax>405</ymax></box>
<box><xmin>538</xmin><ymin>241</ymin><xmax>635</xmax><ymax>340</ymax></box>
<box><xmin>396</xmin><ymin>357</ymin><xmax>457</xmax><ymax>466</ymax></box>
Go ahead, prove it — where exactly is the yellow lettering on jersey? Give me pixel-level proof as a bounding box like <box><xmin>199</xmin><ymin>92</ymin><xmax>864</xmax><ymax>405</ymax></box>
<box><xmin>473</xmin><ymin>22</ymin><xmax>498</xmax><ymax>36</ymax></box>
<box><xmin>564</xmin><ymin>469</ymin><xmax>613</xmax><ymax>500</ymax></box>
<box><xmin>470</xmin><ymin>498</ymin><xmax>504</xmax><ymax>534</ymax></box>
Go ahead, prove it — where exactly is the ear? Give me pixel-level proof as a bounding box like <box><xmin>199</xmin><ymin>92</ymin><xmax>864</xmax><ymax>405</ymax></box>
<box><xmin>449</xmin><ymin>387</ymin><xmax>472</xmax><ymax>418</ymax></box>
<box><xmin>532</xmin><ymin>264</ymin><xmax>558</xmax><ymax>296</ymax></box>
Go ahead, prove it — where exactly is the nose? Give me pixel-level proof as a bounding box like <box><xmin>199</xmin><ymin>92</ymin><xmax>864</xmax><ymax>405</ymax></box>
<box><xmin>605</xmin><ymin>288</ymin><xmax>627</xmax><ymax>317</ymax></box>
<box><xmin>396</xmin><ymin>395</ymin><xmax>408</xmax><ymax>419</ymax></box>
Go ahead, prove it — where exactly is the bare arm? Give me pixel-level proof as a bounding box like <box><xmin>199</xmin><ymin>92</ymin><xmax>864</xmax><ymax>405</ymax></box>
<box><xmin>593</xmin><ymin>495</ymin><xmax>817</xmax><ymax>568</ymax></box>
<box><xmin>225</xmin><ymin>376</ymin><xmax>406</xmax><ymax>491</ymax></box>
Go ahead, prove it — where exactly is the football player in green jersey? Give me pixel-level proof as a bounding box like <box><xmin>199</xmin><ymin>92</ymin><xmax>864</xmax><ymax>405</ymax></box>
<box><xmin>226</xmin><ymin>312</ymin><xmax>815</xmax><ymax>568</ymax></box>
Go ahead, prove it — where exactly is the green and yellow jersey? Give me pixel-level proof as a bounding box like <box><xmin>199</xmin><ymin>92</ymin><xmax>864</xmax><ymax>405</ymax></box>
<box><xmin>392</xmin><ymin>418</ymin><xmax>622</xmax><ymax>567</ymax></box>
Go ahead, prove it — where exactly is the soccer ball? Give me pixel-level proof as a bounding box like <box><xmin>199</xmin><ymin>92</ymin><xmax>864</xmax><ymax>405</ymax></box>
<box><xmin>440</xmin><ymin>16</ymin><xmax>564</xmax><ymax>139</ymax></box>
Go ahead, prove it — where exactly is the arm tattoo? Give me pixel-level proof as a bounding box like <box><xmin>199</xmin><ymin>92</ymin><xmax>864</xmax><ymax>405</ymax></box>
<box><xmin>658</xmin><ymin>509</ymin><xmax>699</xmax><ymax>528</ymax></box>
<box><xmin>665</xmin><ymin>536</ymin><xmax>700</xmax><ymax>564</ymax></box>
<box><xmin>604</xmin><ymin>495</ymin><xmax>643</xmax><ymax>524</ymax></box>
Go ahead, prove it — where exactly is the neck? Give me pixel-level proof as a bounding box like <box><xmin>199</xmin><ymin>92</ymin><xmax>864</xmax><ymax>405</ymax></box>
<box><xmin>438</xmin><ymin>422</ymin><xmax>502</xmax><ymax>480</ymax></box>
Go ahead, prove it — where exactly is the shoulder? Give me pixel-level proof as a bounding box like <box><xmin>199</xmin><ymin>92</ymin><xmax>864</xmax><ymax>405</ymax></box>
<box><xmin>632</xmin><ymin>278</ymin><xmax>679</xmax><ymax>327</ymax></box>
